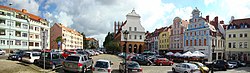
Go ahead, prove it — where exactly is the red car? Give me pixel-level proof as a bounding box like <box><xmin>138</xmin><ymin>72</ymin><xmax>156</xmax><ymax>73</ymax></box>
<box><xmin>62</xmin><ymin>50</ymin><xmax>76</xmax><ymax>58</ymax></box>
<box><xmin>154</xmin><ymin>58</ymin><xmax>174</xmax><ymax>66</ymax></box>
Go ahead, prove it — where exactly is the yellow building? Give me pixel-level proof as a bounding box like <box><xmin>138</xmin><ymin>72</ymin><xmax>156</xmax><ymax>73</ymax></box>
<box><xmin>158</xmin><ymin>26</ymin><xmax>171</xmax><ymax>54</ymax></box>
<box><xmin>225</xmin><ymin>17</ymin><xmax>250</xmax><ymax>61</ymax></box>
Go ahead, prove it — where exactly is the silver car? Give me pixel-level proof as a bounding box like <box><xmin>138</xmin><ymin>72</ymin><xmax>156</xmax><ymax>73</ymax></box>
<box><xmin>172</xmin><ymin>63</ymin><xmax>200</xmax><ymax>73</ymax></box>
<box><xmin>62</xmin><ymin>54</ymin><xmax>93</xmax><ymax>73</ymax></box>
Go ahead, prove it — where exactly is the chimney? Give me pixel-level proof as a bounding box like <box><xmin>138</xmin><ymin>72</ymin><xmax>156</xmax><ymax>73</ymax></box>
<box><xmin>114</xmin><ymin>21</ymin><xmax>116</xmax><ymax>36</ymax></box>
<box><xmin>214</xmin><ymin>16</ymin><xmax>219</xmax><ymax>29</ymax></box>
<box><xmin>206</xmin><ymin>15</ymin><xmax>209</xmax><ymax>22</ymax></box>
<box><xmin>220</xmin><ymin>20</ymin><xmax>224</xmax><ymax>24</ymax></box>
<box><xmin>22</xmin><ymin>9</ymin><xmax>28</xmax><ymax>13</ymax></box>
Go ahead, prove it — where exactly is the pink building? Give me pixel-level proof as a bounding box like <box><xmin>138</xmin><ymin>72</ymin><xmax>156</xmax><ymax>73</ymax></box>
<box><xmin>170</xmin><ymin>17</ymin><xmax>189</xmax><ymax>52</ymax></box>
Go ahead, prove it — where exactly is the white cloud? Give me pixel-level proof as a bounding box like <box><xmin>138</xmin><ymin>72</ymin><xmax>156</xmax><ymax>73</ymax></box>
<box><xmin>7</xmin><ymin>0</ymin><xmax>40</xmax><ymax>15</ymax></box>
<box><xmin>204</xmin><ymin>0</ymin><xmax>215</xmax><ymax>6</ymax></box>
<box><xmin>220</xmin><ymin>0</ymin><xmax>250</xmax><ymax>19</ymax></box>
<box><xmin>55</xmin><ymin>12</ymin><xmax>73</xmax><ymax>27</ymax></box>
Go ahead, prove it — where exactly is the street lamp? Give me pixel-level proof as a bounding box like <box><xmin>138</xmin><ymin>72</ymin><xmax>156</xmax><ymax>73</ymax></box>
<box><xmin>211</xmin><ymin>44</ymin><xmax>215</xmax><ymax>73</ymax></box>
<box><xmin>123</xmin><ymin>30</ymin><xmax>129</xmax><ymax>73</ymax></box>
<box><xmin>8</xmin><ymin>3</ymin><xmax>13</xmax><ymax>53</ymax></box>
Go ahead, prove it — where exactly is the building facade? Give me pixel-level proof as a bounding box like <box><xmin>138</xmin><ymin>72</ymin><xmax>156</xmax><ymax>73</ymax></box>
<box><xmin>225</xmin><ymin>17</ymin><xmax>250</xmax><ymax>62</ymax></box>
<box><xmin>0</xmin><ymin>5</ymin><xmax>50</xmax><ymax>52</ymax></box>
<box><xmin>114</xmin><ymin>9</ymin><xmax>145</xmax><ymax>54</ymax></box>
<box><xmin>50</xmin><ymin>23</ymin><xmax>83</xmax><ymax>50</ymax></box>
<box><xmin>170</xmin><ymin>17</ymin><xmax>189</xmax><ymax>53</ymax></box>
<box><xmin>158</xmin><ymin>27</ymin><xmax>171</xmax><ymax>54</ymax></box>
<box><xmin>86</xmin><ymin>38</ymin><xmax>99</xmax><ymax>49</ymax></box>
<box><xmin>184</xmin><ymin>8</ymin><xmax>225</xmax><ymax>61</ymax></box>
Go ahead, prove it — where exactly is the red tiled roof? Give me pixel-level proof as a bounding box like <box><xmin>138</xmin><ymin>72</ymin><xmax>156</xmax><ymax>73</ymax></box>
<box><xmin>0</xmin><ymin>5</ymin><xmax>44</xmax><ymax>21</ymax></box>
<box><xmin>55</xmin><ymin>23</ymin><xmax>82</xmax><ymax>36</ymax></box>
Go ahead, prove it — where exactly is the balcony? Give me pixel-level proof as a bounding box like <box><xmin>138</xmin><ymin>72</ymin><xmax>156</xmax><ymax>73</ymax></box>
<box><xmin>16</xmin><ymin>15</ymin><xmax>26</xmax><ymax>20</ymax></box>
<box><xmin>15</xmin><ymin>31</ymin><xmax>21</xmax><ymax>37</ymax></box>
<box><xmin>16</xmin><ymin>22</ymin><xmax>21</xmax><ymax>28</ymax></box>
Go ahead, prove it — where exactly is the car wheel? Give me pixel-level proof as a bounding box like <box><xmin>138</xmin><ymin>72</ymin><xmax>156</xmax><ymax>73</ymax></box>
<box><xmin>52</xmin><ymin>64</ymin><xmax>56</xmax><ymax>69</ymax></box>
<box><xmin>147</xmin><ymin>62</ymin><xmax>150</xmax><ymax>66</ymax></box>
<box><xmin>159</xmin><ymin>63</ymin><xmax>163</xmax><ymax>66</ymax></box>
<box><xmin>172</xmin><ymin>68</ymin><xmax>176</xmax><ymax>73</ymax></box>
<box><xmin>184</xmin><ymin>71</ymin><xmax>188</xmax><ymax>73</ymax></box>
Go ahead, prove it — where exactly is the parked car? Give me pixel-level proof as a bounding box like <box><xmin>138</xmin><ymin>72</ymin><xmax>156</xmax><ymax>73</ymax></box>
<box><xmin>119</xmin><ymin>61</ymin><xmax>143</xmax><ymax>73</ymax></box>
<box><xmin>8</xmin><ymin>50</ymin><xmax>26</xmax><ymax>60</ymax></box>
<box><xmin>92</xmin><ymin>59</ymin><xmax>113</xmax><ymax>73</ymax></box>
<box><xmin>0</xmin><ymin>49</ymin><xmax>6</xmax><ymax>55</ymax></box>
<box><xmin>227</xmin><ymin>61</ymin><xmax>238</xmax><ymax>68</ymax></box>
<box><xmin>227</xmin><ymin>60</ymin><xmax>246</xmax><ymax>67</ymax></box>
<box><xmin>97</xmin><ymin>50</ymin><xmax>104</xmax><ymax>54</ymax></box>
<box><xmin>172</xmin><ymin>63</ymin><xmax>200</xmax><ymax>73</ymax></box>
<box><xmin>154</xmin><ymin>58</ymin><xmax>174</xmax><ymax>66</ymax></box>
<box><xmin>62</xmin><ymin>54</ymin><xmax>93</xmax><ymax>73</ymax></box>
<box><xmin>205</xmin><ymin>60</ymin><xmax>228</xmax><ymax>71</ymax></box>
<box><xmin>22</xmin><ymin>52</ymin><xmax>41</xmax><ymax>63</ymax></box>
<box><xmin>131</xmin><ymin>55</ymin><xmax>153</xmax><ymax>66</ymax></box>
<box><xmin>34</xmin><ymin>52</ymin><xmax>64</xmax><ymax>69</ymax></box>
<box><xmin>192</xmin><ymin>62</ymin><xmax>209</xmax><ymax>73</ymax></box>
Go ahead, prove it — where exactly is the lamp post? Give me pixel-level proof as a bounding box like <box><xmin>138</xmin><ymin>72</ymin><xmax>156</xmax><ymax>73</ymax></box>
<box><xmin>123</xmin><ymin>30</ymin><xmax>129</xmax><ymax>73</ymax></box>
<box><xmin>8</xmin><ymin>3</ymin><xmax>13</xmax><ymax>53</ymax></box>
<box><xmin>211</xmin><ymin>44</ymin><xmax>215</xmax><ymax>73</ymax></box>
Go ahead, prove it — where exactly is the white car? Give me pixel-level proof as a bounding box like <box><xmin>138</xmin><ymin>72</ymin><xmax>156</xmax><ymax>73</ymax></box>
<box><xmin>92</xmin><ymin>59</ymin><xmax>113</xmax><ymax>73</ymax></box>
<box><xmin>172</xmin><ymin>63</ymin><xmax>200</xmax><ymax>73</ymax></box>
<box><xmin>0</xmin><ymin>49</ymin><xmax>6</xmax><ymax>55</ymax></box>
<box><xmin>22</xmin><ymin>52</ymin><xmax>41</xmax><ymax>63</ymax></box>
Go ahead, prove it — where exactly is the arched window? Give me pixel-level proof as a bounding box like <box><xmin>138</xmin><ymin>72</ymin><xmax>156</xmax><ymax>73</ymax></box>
<box><xmin>186</xmin><ymin>40</ymin><xmax>188</xmax><ymax>46</ymax></box>
<box><xmin>194</xmin><ymin>39</ymin><xmax>197</xmax><ymax>46</ymax></box>
<box><xmin>190</xmin><ymin>40</ymin><xmax>192</xmax><ymax>46</ymax></box>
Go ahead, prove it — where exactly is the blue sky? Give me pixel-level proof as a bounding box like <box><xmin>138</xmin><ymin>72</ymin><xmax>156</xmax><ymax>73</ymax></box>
<box><xmin>1</xmin><ymin>0</ymin><xmax>250</xmax><ymax>47</ymax></box>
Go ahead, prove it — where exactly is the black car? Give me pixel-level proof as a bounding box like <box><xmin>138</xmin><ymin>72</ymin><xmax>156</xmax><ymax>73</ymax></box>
<box><xmin>8</xmin><ymin>50</ymin><xmax>26</xmax><ymax>61</ymax></box>
<box><xmin>206</xmin><ymin>60</ymin><xmax>228</xmax><ymax>71</ymax></box>
<box><xmin>227</xmin><ymin>60</ymin><xmax>247</xmax><ymax>67</ymax></box>
<box><xmin>34</xmin><ymin>52</ymin><xmax>64</xmax><ymax>69</ymax></box>
<box><xmin>119</xmin><ymin>61</ymin><xmax>143</xmax><ymax>73</ymax></box>
<box><xmin>131</xmin><ymin>55</ymin><xmax>153</xmax><ymax>66</ymax></box>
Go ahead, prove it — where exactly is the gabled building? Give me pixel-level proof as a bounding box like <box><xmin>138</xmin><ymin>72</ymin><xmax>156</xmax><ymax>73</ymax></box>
<box><xmin>0</xmin><ymin>5</ymin><xmax>50</xmax><ymax>52</ymax></box>
<box><xmin>183</xmin><ymin>7</ymin><xmax>225</xmax><ymax>61</ymax></box>
<box><xmin>50</xmin><ymin>23</ymin><xmax>83</xmax><ymax>50</ymax></box>
<box><xmin>158</xmin><ymin>26</ymin><xmax>171</xmax><ymax>54</ymax></box>
<box><xmin>225</xmin><ymin>17</ymin><xmax>250</xmax><ymax>62</ymax></box>
<box><xmin>170</xmin><ymin>17</ymin><xmax>189</xmax><ymax>53</ymax></box>
<box><xmin>114</xmin><ymin>9</ymin><xmax>145</xmax><ymax>54</ymax></box>
<box><xmin>146</xmin><ymin>27</ymin><xmax>166</xmax><ymax>53</ymax></box>
<box><xmin>86</xmin><ymin>38</ymin><xmax>99</xmax><ymax>49</ymax></box>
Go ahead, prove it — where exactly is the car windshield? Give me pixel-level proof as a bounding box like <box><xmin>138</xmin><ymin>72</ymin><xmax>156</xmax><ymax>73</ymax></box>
<box><xmin>66</xmin><ymin>56</ymin><xmax>79</xmax><ymax>61</ymax></box>
<box><xmin>95</xmin><ymin>61</ymin><xmax>109</xmax><ymax>68</ymax></box>
<box><xmin>128</xmin><ymin>62</ymin><xmax>140</xmax><ymax>68</ymax></box>
<box><xmin>32</xmin><ymin>53</ymin><xmax>40</xmax><ymax>56</ymax></box>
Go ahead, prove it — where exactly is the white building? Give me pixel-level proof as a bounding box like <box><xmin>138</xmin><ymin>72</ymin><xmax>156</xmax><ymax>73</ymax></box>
<box><xmin>114</xmin><ymin>9</ymin><xmax>145</xmax><ymax>53</ymax></box>
<box><xmin>0</xmin><ymin>5</ymin><xmax>50</xmax><ymax>52</ymax></box>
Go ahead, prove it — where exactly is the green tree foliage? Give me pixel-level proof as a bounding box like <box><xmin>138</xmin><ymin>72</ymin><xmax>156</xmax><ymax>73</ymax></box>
<box><xmin>54</xmin><ymin>36</ymin><xmax>64</xmax><ymax>49</ymax></box>
<box><xmin>103</xmin><ymin>32</ymin><xmax>120</xmax><ymax>53</ymax></box>
<box><xmin>81</xmin><ymin>32</ymin><xmax>88</xmax><ymax>49</ymax></box>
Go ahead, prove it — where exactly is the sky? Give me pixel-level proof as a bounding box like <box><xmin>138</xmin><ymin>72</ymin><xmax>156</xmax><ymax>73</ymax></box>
<box><xmin>1</xmin><ymin>0</ymin><xmax>250</xmax><ymax>47</ymax></box>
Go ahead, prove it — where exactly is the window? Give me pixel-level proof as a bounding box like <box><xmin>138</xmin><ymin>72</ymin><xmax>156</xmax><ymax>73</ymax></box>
<box><xmin>134</xmin><ymin>35</ymin><xmax>137</xmax><ymax>39</ymax></box>
<box><xmin>22</xmin><ymin>33</ymin><xmax>27</xmax><ymax>37</ymax></box>
<box><xmin>29</xmin><ymin>42</ymin><xmax>33</xmax><ymax>46</ymax></box>
<box><xmin>35</xmin><ymin>42</ymin><xmax>39</xmax><ymax>47</ymax></box>
<box><xmin>190</xmin><ymin>40</ymin><xmax>192</xmax><ymax>46</ymax></box>
<box><xmin>7</xmin><ymin>40</ymin><xmax>13</xmax><ymax>45</ymax></box>
<box><xmin>204</xmin><ymin>39</ymin><xmax>207</xmax><ymax>46</ymax></box>
<box><xmin>22</xmin><ymin>41</ymin><xmax>27</xmax><ymax>46</ymax></box>
<box><xmin>0</xmin><ymin>19</ymin><xmax>5</xmax><ymax>24</ymax></box>
<box><xmin>194</xmin><ymin>39</ymin><xmax>197</xmax><ymax>46</ymax></box>
<box><xmin>22</xmin><ymin>24</ymin><xmax>28</xmax><ymax>29</ymax></box>
<box><xmin>29</xmin><ymin>26</ymin><xmax>33</xmax><ymax>30</ymax></box>
<box><xmin>244</xmin><ymin>42</ymin><xmax>248</xmax><ymax>48</ymax></box>
<box><xmin>228</xmin><ymin>34</ymin><xmax>231</xmax><ymax>38</ymax></box>
<box><xmin>35</xmin><ymin>27</ymin><xmax>39</xmax><ymax>31</ymax></box>
<box><xmin>239</xmin><ymin>42</ymin><xmax>243</xmax><ymax>48</ymax></box>
<box><xmin>233</xmin><ymin>34</ymin><xmax>236</xmax><ymax>38</ymax></box>
<box><xmin>35</xmin><ymin>35</ymin><xmax>39</xmax><ymax>39</ymax></box>
<box><xmin>244</xmin><ymin>33</ymin><xmax>247</xmax><ymax>37</ymax></box>
<box><xmin>140</xmin><ymin>35</ymin><xmax>142</xmax><ymax>39</ymax></box>
<box><xmin>240</xmin><ymin>34</ymin><xmax>243</xmax><ymax>37</ymax></box>
<box><xmin>233</xmin><ymin>42</ymin><xmax>236</xmax><ymax>48</ymax></box>
<box><xmin>186</xmin><ymin>40</ymin><xmax>188</xmax><ymax>46</ymax></box>
<box><xmin>190</xmin><ymin>32</ymin><xmax>192</xmax><ymax>36</ymax></box>
<box><xmin>129</xmin><ymin>35</ymin><xmax>131</xmax><ymax>39</ymax></box>
<box><xmin>204</xmin><ymin>31</ymin><xmax>206</xmax><ymax>35</ymax></box>
<box><xmin>15</xmin><ymin>31</ymin><xmax>21</xmax><ymax>37</ymax></box>
<box><xmin>15</xmin><ymin>40</ymin><xmax>21</xmax><ymax>45</ymax></box>
<box><xmin>134</xmin><ymin>27</ymin><xmax>137</xmax><ymax>31</ymax></box>
<box><xmin>0</xmin><ymin>29</ymin><xmax>5</xmax><ymax>36</ymax></box>
<box><xmin>0</xmin><ymin>40</ymin><xmax>5</xmax><ymax>45</ymax></box>
<box><xmin>16</xmin><ymin>22</ymin><xmax>21</xmax><ymax>28</ymax></box>
<box><xmin>199</xmin><ymin>39</ymin><xmax>201</xmax><ymax>46</ymax></box>
<box><xmin>228</xmin><ymin>42</ymin><xmax>231</xmax><ymax>48</ymax></box>
<box><xmin>129</xmin><ymin>27</ymin><xmax>132</xmax><ymax>31</ymax></box>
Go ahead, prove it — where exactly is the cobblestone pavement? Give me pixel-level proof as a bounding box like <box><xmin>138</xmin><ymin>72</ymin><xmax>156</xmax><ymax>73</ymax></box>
<box><xmin>0</xmin><ymin>54</ymin><xmax>250</xmax><ymax>73</ymax></box>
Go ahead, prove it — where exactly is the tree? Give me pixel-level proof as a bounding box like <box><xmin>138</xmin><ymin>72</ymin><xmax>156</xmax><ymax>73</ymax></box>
<box><xmin>103</xmin><ymin>32</ymin><xmax>120</xmax><ymax>53</ymax></box>
<box><xmin>54</xmin><ymin>36</ymin><xmax>64</xmax><ymax>49</ymax></box>
<box><xmin>81</xmin><ymin>32</ymin><xmax>88</xmax><ymax>49</ymax></box>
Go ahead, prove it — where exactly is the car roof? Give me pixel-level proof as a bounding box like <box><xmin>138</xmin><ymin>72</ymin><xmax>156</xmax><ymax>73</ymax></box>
<box><xmin>96</xmin><ymin>59</ymin><xmax>110</xmax><ymax>62</ymax></box>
